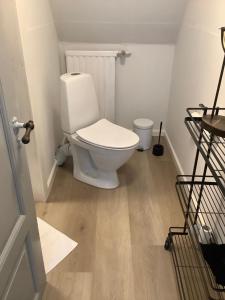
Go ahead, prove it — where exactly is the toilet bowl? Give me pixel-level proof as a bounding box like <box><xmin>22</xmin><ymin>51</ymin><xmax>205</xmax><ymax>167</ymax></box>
<box><xmin>60</xmin><ymin>73</ymin><xmax>139</xmax><ymax>189</ymax></box>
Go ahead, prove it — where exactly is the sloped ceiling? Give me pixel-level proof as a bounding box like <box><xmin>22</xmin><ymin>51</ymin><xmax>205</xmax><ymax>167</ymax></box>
<box><xmin>50</xmin><ymin>0</ymin><xmax>187</xmax><ymax>43</ymax></box>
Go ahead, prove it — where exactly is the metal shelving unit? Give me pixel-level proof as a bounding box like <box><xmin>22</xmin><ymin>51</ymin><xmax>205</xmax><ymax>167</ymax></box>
<box><xmin>185</xmin><ymin>107</ymin><xmax>225</xmax><ymax>195</ymax></box>
<box><xmin>165</xmin><ymin>106</ymin><xmax>225</xmax><ymax>300</ymax></box>
<box><xmin>167</xmin><ymin>227</ymin><xmax>210</xmax><ymax>300</ymax></box>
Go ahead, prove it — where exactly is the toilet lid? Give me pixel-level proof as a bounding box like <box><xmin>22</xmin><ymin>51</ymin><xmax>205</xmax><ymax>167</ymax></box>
<box><xmin>76</xmin><ymin>119</ymin><xmax>139</xmax><ymax>149</ymax></box>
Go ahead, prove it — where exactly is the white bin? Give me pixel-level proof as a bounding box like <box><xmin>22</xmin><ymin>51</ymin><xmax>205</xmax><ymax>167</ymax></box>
<box><xmin>133</xmin><ymin>118</ymin><xmax>154</xmax><ymax>150</ymax></box>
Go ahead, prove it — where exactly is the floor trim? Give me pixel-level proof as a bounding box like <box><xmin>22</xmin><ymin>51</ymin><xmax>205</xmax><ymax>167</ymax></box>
<box><xmin>45</xmin><ymin>137</ymin><xmax>66</xmax><ymax>202</ymax></box>
<box><xmin>46</xmin><ymin>160</ymin><xmax>57</xmax><ymax>200</ymax></box>
<box><xmin>164</xmin><ymin>130</ymin><xmax>184</xmax><ymax>175</ymax></box>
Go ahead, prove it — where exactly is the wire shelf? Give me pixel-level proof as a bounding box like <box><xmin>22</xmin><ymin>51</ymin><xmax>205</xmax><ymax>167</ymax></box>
<box><xmin>185</xmin><ymin>107</ymin><xmax>225</xmax><ymax>195</ymax></box>
<box><xmin>176</xmin><ymin>175</ymin><xmax>225</xmax><ymax>293</ymax></box>
<box><xmin>166</xmin><ymin>106</ymin><xmax>225</xmax><ymax>300</ymax></box>
<box><xmin>168</xmin><ymin>227</ymin><xmax>211</xmax><ymax>300</ymax></box>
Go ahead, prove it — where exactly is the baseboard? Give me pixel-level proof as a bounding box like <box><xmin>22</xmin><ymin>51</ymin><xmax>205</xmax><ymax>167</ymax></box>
<box><xmin>46</xmin><ymin>159</ymin><xmax>58</xmax><ymax>199</ymax></box>
<box><xmin>164</xmin><ymin>130</ymin><xmax>184</xmax><ymax>175</ymax></box>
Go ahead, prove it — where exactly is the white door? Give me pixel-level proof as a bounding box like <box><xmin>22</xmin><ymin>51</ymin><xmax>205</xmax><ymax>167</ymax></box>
<box><xmin>0</xmin><ymin>0</ymin><xmax>46</xmax><ymax>299</ymax></box>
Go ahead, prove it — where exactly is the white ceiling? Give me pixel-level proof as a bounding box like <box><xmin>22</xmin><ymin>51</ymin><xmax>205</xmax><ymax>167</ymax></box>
<box><xmin>50</xmin><ymin>0</ymin><xmax>188</xmax><ymax>43</ymax></box>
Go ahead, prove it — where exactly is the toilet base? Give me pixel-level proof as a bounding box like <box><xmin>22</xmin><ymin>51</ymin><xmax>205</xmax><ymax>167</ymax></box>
<box><xmin>73</xmin><ymin>169</ymin><xmax>119</xmax><ymax>189</ymax></box>
<box><xmin>71</xmin><ymin>143</ymin><xmax>119</xmax><ymax>189</ymax></box>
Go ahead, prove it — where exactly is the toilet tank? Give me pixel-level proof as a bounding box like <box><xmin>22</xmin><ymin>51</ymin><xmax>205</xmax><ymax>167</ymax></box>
<box><xmin>60</xmin><ymin>73</ymin><xmax>100</xmax><ymax>134</ymax></box>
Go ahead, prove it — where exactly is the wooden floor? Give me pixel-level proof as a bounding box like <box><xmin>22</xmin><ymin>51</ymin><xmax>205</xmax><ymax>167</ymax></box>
<box><xmin>36</xmin><ymin>138</ymin><xmax>184</xmax><ymax>300</ymax></box>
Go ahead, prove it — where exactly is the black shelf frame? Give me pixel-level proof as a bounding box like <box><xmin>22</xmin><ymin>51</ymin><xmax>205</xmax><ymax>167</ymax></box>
<box><xmin>167</xmin><ymin>227</ymin><xmax>211</xmax><ymax>300</ymax></box>
<box><xmin>165</xmin><ymin>106</ymin><xmax>225</xmax><ymax>300</ymax></box>
<box><xmin>167</xmin><ymin>227</ymin><xmax>225</xmax><ymax>300</ymax></box>
<box><xmin>176</xmin><ymin>175</ymin><xmax>225</xmax><ymax>292</ymax></box>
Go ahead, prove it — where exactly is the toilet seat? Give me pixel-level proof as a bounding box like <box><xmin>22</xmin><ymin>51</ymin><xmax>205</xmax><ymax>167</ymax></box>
<box><xmin>75</xmin><ymin>119</ymin><xmax>139</xmax><ymax>150</ymax></box>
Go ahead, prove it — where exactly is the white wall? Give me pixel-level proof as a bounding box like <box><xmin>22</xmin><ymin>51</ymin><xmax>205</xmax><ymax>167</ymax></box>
<box><xmin>60</xmin><ymin>42</ymin><xmax>175</xmax><ymax>130</ymax></box>
<box><xmin>16</xmin><ymin>0</ymin><xmax>62</xmax><ymax>201</ymax></box>
<box><xmin>166</xmin><ymin>0</ymin><xmax>225</xmax><ymax>175</ymax></box>
<box><xmin>50</xmin><ymin>0</ymin><xmax>187</xmax><ymax>44</ymax></box>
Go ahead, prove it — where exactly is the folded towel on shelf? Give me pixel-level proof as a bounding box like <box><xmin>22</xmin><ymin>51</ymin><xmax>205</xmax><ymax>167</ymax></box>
<box><xmin>200</xmin><ymin>243</ymin><xmax>225</xmax><ymax>286</ymax></box>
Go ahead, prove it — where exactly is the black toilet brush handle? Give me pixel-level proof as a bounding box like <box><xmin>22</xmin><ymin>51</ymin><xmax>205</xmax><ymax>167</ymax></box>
<box><xmin>158</xmin><ymin>122</ymin><xmax>163</xmax><ymax>144</ymax></box>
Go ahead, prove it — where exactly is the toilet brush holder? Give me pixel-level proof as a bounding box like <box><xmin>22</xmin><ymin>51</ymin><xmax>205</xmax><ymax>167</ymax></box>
<box><xmin>152</xmin><ymin>122</ymin><xmax>164</xmax><ymax>156</ymax></box>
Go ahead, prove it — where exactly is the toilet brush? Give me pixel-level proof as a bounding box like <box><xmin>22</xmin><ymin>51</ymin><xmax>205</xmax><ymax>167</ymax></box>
<box><xmin>152</xmin><ymin>122</ymin><xmax>164</xmax><ymax>156</ymax></box>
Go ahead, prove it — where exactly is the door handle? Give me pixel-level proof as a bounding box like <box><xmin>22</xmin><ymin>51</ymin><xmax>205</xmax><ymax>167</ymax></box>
<box><xmin>22</xmin><ymin>121</ymin><xmax>34</xmax><ymax>144</ymax></box>
<box><xmin>12</xmin><ymin>117</ymin><xmax>34</xmax><ymax>144</ymax></box>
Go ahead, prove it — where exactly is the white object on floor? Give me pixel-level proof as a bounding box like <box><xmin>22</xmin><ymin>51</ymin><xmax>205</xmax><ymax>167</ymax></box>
<box><xmin>133</xmin><ymin>118</ymin><xmax>154</xmax><ymax>150</ymax></box>
<box><xmin>37</xmin><ymin>217</ymin><xmax>78</xmax><ymax>273</ymax></box>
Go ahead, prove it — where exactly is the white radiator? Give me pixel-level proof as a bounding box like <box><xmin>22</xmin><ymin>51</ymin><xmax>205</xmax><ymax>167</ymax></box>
<box><xmin>65</xmin><ymin>50</ymin><xmax>118</xmax><ymax>122</ymax></box>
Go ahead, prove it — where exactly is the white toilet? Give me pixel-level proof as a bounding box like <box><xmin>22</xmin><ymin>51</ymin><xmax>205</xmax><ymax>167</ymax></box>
<box><xmin>60</xmin><ymin>73</ymin><xmax>139</xmax><ymax>189</ymax></box>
